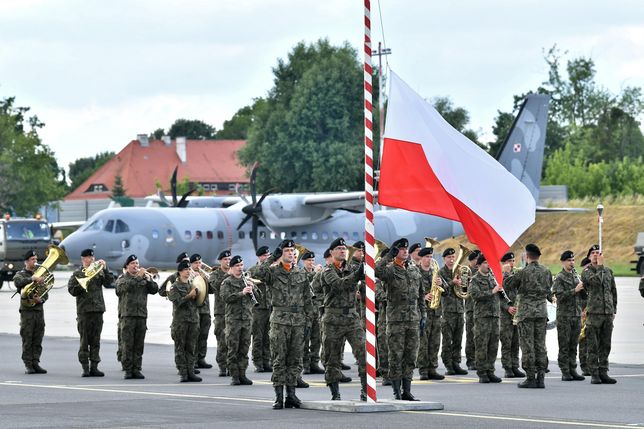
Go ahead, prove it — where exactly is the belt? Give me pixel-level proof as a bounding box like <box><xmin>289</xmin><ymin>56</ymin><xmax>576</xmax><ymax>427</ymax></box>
<box><xmin>272</xmin><ymin>305</ymin><xmax>301</xmax><ymax>313</ymax></box>
<box><xmin>325</xmin><ymin>307</ymin><xmax>357</xmax><ymax>315</ymax></box>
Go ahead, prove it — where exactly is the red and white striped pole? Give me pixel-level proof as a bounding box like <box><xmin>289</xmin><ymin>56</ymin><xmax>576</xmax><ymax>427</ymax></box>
<box><xmin>363</xmin><ymin>0</ymin><xmax>378</xmax><ymax>403</ymax></box>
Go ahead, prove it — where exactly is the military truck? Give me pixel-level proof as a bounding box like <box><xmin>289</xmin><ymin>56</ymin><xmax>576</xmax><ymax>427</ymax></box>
<box><xmin>633</xmin><ymin>232</ymin><xmax>644</xmax><ymax>276</ymax></box>
<box><xmin>0</xmin><ymin>217</ymin><xmax>52</xmax><ymax>288</ymax></box>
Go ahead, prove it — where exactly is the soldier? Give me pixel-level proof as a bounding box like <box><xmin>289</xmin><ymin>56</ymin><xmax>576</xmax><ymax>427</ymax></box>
<box><xmin>208</xmin><ymin>250</ymin><xmax>232</xmax><ymax>377</ymax></box>
<box><xmin>469</xmin><ymin>254</ymin><xmax>502</xmax><ymax>383</ymax></box>
<box><xmin>221</xmin><ymin>255</ymin><xmax>254</xmax><ymax>386</ymax></box>
<box><xmin>578</xmin><ymin>257</ymin><xmax>591</xmax><ymax>376</ymax></box>
<box><xmin>320</xmin><ymin>238</ymin><xmax>366</xmax><ymax>401</ymax></box>
<box><xmin>464</xmin><ymin>251</ymin><xmax>480</xmax><ymax>370</ymax></box>
<box><xmin>408</xmin><ymin>243</ymin><xmax>422</xmax><ymax>266</ymax></box>
<box><xmin>115</xmin><ymin>254</ymin><xmax>159</xmax><ymax>379</ymax></box>
<box><xmin>508</xmin><ymin>243</ymin><xmax>551</xmax><ymax>388</ymax></box>
<box><xmin>581</xmin><ymin>244</ymin><xmax>618</xmax><ymax>385</ymax></box>
<box><xmin>300</xmin><ymin>251</ymin><xmax>322</xmax><ymax>383</ymax></box>
<box><xmin>375</xmin><ymin>275</ymin><xmax>390</xmax><ymax>385</ymax></box>
<box><xmin>168</xmin><ymin>260</ymin><xmax>201</xmax><ymax>382</ymax></box>
<box><xmin>499</xmin><ymin>252</ymin><xmax>524</xmax><ymax>378</ymax></box>
<box><xmin>255</xmin><ymin>240</ymin><xmax>313</xmax><ymax>410</ymax></box>
<box><xmin>351</xmin><ymin>240</ymin><xmax>366</xmax><ymax>366</ymax></box>
<box><xmin>14</xmin><ymin>250</ymin><xmax>48</xmax><ymax>374</ymax></box>
<box><xmin>439</xmin><ymin>248</ymin><xmax>468</xmax><ymax>376</ymax></box>
<box><xmin>552</xmin><ymin>250</ymin><xmax>586</xmax><ymax>381</ymax></box>
<box><xmin>67</xmin><ymin>248</ymin><xmax>114</xmax><ymax>377</ymax></box>
<box><xmin>158</xmin><ymin>252</ymin><xmax>189</xmax><ymax>299</ymax></box>
<box><xmin>417</xmin><ymin>247</ymin><xmax>445</xmax><ymax>381</ymax></box>
<box><xmin>190</xmin><ymin>254</ymin><xmax>214</xmax><ymax>369</ymax></box>
<box><xmin>376</xmin><ymin>238</ymin><xmax>426</xmax><ymax>401</ymax></box>
<box><xmin>249</xmin><ymin>246</ymin><xmax>272</xmax><ymax>373</ymax></box>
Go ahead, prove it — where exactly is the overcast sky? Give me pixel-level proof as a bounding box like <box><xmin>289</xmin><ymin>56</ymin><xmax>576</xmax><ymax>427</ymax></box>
<box><xmin>1</xmin><ymin>0</ymin><xmax>643</xmax><ymax>170</ymax></box>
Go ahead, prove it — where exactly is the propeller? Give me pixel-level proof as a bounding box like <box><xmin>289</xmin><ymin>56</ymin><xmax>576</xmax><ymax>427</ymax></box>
<box><xmin>237</xmin><ymin>162</ymin><xmax>274</xmax><ymax>251</ymax></box>
<box><xmin>156</xmin><ymin>166</ymin><xmax>196</xmax><ymax>208</ymax></box>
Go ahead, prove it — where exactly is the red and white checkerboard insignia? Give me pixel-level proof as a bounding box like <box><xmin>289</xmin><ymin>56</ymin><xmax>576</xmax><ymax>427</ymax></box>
<box><xmin>513</xmin><ymin>143</ymin><xmax>521</xmax><ymax>153</ymax></box>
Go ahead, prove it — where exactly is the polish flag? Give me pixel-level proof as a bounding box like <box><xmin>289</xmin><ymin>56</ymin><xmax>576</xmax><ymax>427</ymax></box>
<box><xmin>379</xmin><ymin>71</ymin><xmax>535</xmax><ymax>285</ymax></box>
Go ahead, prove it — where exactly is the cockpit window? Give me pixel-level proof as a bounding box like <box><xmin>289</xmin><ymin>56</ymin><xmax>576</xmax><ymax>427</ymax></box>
<box><xmin>104</xmin><ymin>220</ymin><xmax>115</xmax><ymax>233</ymax></box>
<box><xmin>115</xmin><ymin>220</ymin><xmax>130</xmax><ymax>233</ymax></box>
<box><xmin>85</xmin><ymin>219</ymin><xmax>104</xmax><ymax>231</ymax></box>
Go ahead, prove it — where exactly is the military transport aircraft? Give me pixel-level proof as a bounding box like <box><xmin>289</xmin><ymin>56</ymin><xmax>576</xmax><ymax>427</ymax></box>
<box><xmin>61</xmin><ymin>94</ymin><xmax>552</xmax><ymax>270</ymax></box>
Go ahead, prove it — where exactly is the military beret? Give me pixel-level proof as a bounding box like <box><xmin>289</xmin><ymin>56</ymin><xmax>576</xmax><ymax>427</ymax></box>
<box><xmin>580</xmin><ymin>257</ymin><xmax>591</xmax><ymax>267</ymax></box>
<box><xmin>477</xmin><ymin>254</ymin><xmax>487</xmax><ymax>265</ymax></box>
<box><xmin>392</xmin><ymin>238</ymin><xmax>409</xmax><ymax>249</ymax></box>
<box><xmin>177</xmin><ymin>260</ymin><xmax>190</xmax><ymax>271</ymax></box>
<box><xmin>279</xmin><ymin>239</ymin><xmax>296</xmax><ymax>249</ymax></box>
<box><xmin>560</xmin><ymin>250</ymin><xmax>574</xmax><ymax>261</ymax></box>
<box><xmin>80</xmin><ymin>248</ymin><xmax>94</xmax><ymax>257</ymax></box>
<box><xmin>586</xmin><ymin>244</ymin><xmax>600</xmax><ymax>258</ymax></box>
<box><xmin>218</xmin><ymin>250</ymin><xmax>231</xmax><ymax>260</ymax></box>
<box><xmin>256</xmin><ymin>246</ymin><xmax>270</xmax><ymax>257</ymax></box>
<box><xmin>24</xmin><ymin>249</ymin><xmax>37</xmax><ymax>260</ymax></box>
<box><xmin>229</xmin><ymin>255</ymin><xmax>243</xmax><ymax>267</ymax></box>
<box><xmin>301</xmin><ymin>251</ymin><xmax>315</xmax><ymax>260</ymax></box>
<box><xmin>500</xmin><ymin>252</ymin><xmax>515</xmax><ymax>262</ymax></box>
<box><xmin>124</xmin><ymin>254</ymin><xmax>138</xmax><ymax>268</ymax></box>
<box><xmin>525</xmin><ymin>243</ymin><xmax>541</xmax><ymax>256</ymax></box>
<box><xmin>353</xmin><ymin>241</ymin><xmax>365</xmax><ymax>250</ymax></box>
<box><xmin>468</xmin><ymin>250</ymin><xmax>481</xmax><ymax>261</ymax></box>
<box><xmin>418</xmin><ymin>247</ymin><xmax>434</xmax><ymax>257</ymax></box>
<box><xmin>442</xmin><ymin>248</ymin><xmax>456</xmax><ymax>257</ymax></box>
<box><xmin>329</xmin><ymin>237</ymin><xmax>346</xmax><ymax>250</ymax></box>
<box><xmin>409</xmin><ymin>243</ymin><xmax>422</xmax><ymax>254</ymax></box>
<box><xmin>176</xmin><ymin>252</ymin><xmax>189</xmax><ymax>263</ymax></box>
<box><xmin>189</xmin><ymin>253</ymin><xmax>202</xmax><ymax>263</ymax></box>
<box><xmin>323</xmin><ymin>248</ymin><xmax>331</xmax><ymax>259</ymax></box>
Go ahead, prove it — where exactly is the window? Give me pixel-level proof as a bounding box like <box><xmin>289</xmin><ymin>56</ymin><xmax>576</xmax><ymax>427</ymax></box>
<box><xmin>280</xmin><ymin>232</ymin><xmax>286</xmax><ymax>239</ymax></box>
<box><xmin>195</xmin><ymin>231</ymin><xmax>203</xmax><ymax>240</ymax></box>
<box><xmin>206</xmin><ymin>231</ymin><xmax>213</xmax><ymax>239</ymax></box>
<box><xmin>115</xmin><ymin>220</ymin><xmax>130</xmax><ymax>233</ymax></box>
<box><xmin>342</xmin><ymin>231</ymin><xmax>349</xmax><ymax>239</ymax></box>
<box><xmin>270</xmin><ymin>232</ymin><xmax>276</xmax><ymax>240</ymax></box>
<box><xmin>217</xmin><ymin>231</ymin><xmax>224</xmax><ymax>239</ymax></box>
<box><xmin>104</xmin><ymin>220</ymin><xmax>114</xmax><ymax>233</ymax></box>
<box><xmin>239</xmin><ymin>231</ymin><xmax>245</xmax><ymax>239</ymax></box>
<box><xmin>203</xmin><ymin>184</ymin><xmax>211</xmax><ymax>191</ymax></box>
<box><xmin>85</xmin><ymin>219</ymin><xmax>104</xmax><ymax>231</ymax></box>
<box><xmin>290</xmin><ymin>231</ymin><xmax>297</xmax><ymax>238</ymax></box>
<box><xmin>301</xmin><ymin>231</ymin><xmax>308</xmax><ymax>240</ymax></box>
<box><xmin>151</xmin><ymin>229</ymin><xmax>159</xmax><ymax>240</ymax></box>
<box><xmin>332</xmin><ymin>232</ymin><xmax>339</xmax><ymax>239</ymax></box>
<box><xmin>165</xmin><ymin>229</ymin><xmax>174</xmax><ymax>243</ymax></box>
<box><xmin>321</xmin><ymin>232</ymin><xmax>328</xmax><ymax>240</ymax></box>
<box><xmin>259</xmin><ymin>231</ymin><xmax>266</xmax><ymax>239</ymax></box>
<box><xmin>184</xmin><ymin>230</ymin><xmax>192</xmax><ymax>241</ymax></box>
<box><xmin>311</xmin><ymin>232</ymin><xmax>318</xmax><ymax>240</ymax></box>
<box><xmin>352</xmin><ymin>231</ymin><xmax>359</xmax><ymax>240</ymax></box>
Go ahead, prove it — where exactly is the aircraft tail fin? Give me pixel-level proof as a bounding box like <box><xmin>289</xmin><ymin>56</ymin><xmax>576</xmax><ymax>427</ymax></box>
<box><xmin>496</xmin><ymin>94</ymin><xmax>550</xmax><ymax>202</ymax></box>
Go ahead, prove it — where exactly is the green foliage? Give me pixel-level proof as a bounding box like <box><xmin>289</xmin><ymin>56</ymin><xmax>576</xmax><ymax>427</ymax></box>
<box><xmin>111</xmin><ymin>174</ymin><xmax>127</xmax><ymax>197</ymax></box>
<box><xmin>168</xmin><ymin>119</ymin><xmax>216</xmax><ymax>140</ymax></box>
<box><xmin>68</xmin><ymin>151</ymin><xmax>114</xmax><ymax>191</ymax></box>
<box><xmin>216</xmin><ymin>99</ymin><xmax>267</xmax><ymax>140</ymax></box>
<box><xmin>149</xmin><ymin>128</ymin><xmax>165</xmax><ymax>139</ymax></box>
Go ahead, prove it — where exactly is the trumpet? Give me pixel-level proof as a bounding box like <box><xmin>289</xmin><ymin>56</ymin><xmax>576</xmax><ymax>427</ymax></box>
<box><xmin>243</xmin><ymin>271</ymin><xmax>262</xmax><ymax>306</ymax></box>
<box><xmin>126</xmin><ymin>267</ymin><xmax>159</xmax><ymax>281</ymax></box>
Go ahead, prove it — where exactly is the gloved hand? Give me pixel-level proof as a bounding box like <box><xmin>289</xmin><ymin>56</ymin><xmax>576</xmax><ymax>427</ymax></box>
<box><xmin>387</xmin><ymin>246</ymin><xmax>399</xmax><ymax>259</ymax></box>
<box><xmin>272</xmin><ymin>247</ymin><xmax>283</xmax><ymax>260</ymax></box>
<box><xmin>419</xmin><ymin>316</ymin><xmax>427</xmax><ymax>335</ymax></box>
<box><xmin>356</xmin><ymin>263</ymin><xmax>365</xmax><ymax>280</ymax></box>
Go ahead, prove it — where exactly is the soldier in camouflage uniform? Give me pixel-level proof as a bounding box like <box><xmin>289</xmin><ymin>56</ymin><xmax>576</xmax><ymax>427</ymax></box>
<box><xmin>439</xmin><ymin>248</ymin><xmax>468</xmax><ymax>375</ymax></box>
<box><xmin>67</xmin><ymin>248</ymin><xmax>114</xmax><ymax>377</ymax></box>
<box><xmin>552</xmin><ymin>250</ymin><xmax>586</xmax><ymax>381</ymax></box>
<box><xmin>416</xmin><ymin>247</ymin><xmax>445</xmax><ymax>381</ymax></box>
<box><xmin>158</xmin><ymin>252</ymin><xmax>189</xmax><ymax>299</ymax></box>
<box><xmin>320</xmin><ymin>238</ymin><xmax>367</xmax><ymax>401</ymax></box>
<box><xmin>376</xmin><ymin>238</ymin><xmax>426</xmax><ymax>401</ymax></box>
<box><xmin>256</xmin><ymin>240</ymin><xmax>313</xmax><ymax>410</ymax></box>
<box><xmin>208</xmin><ymin>250</ymin><xmax>231</xmax><ymax>377</ymax></box>
<box><xmin>408</xmin><ymin>243</ymin><xmax>422</xmax><ymax>266</ymax></box>
<box><xmin>221</xmin><ymin>255</ymin><xmax>255</xmax><ymax>386</ymax></box>
<box><xmin>190</xmin><ymin>254</ymin><xmax>214</xmax><ymax>369</ymax></box>
<box><xmin>299</xmin><ymin>251</ymin><xmax>321</xmax><ymax>386</ymax></box>
<box><xmin>469</xmin><ymin>255</ymin><xmax>502</xmax><ymax>383</ymax></box>
<box><xmin>115</xmin><ymin>254</ymin><xmax>159</xmax><ymax>379</ymax></box>
<box><xmin>249</xmin><ymin>246</ymin><xmax>272</xmax><ymax>373</ymax></box>
<box><xmin>464</xmin><ymin>251</ymin><xmax>480</xmax><ymax>370</ymax></box>
<box><xmin>168</xmin><ymin>261</ymin><xmax>201</xmax><ymax>382</ymax></box>
<box><xmin>578</xmin><ymin>257</ymin><xmax>591</xmax><ymax>376</ymax></box>
<box><xmin>507</xmin><ymin>244</ymin><xmax>551</xmax><ymax>388</ymax></box>
<box><xmin>14</xmin><ymin>250</ymin><xmax>48</xmax><ymax>374</ymax></box>
<box><xmin>581</xmin><ymin>245</ymin><xmax>618</xmax><ymax>385</ymax></box>
<box><xmin>375</xmin><ymin>274</ymin><xmax>390</xmax><ymax>385</ymax></box>
<box><xmin>499</xmin><ymin>252</ymin><xmax>524</xmax><ymax>378</ymax></box>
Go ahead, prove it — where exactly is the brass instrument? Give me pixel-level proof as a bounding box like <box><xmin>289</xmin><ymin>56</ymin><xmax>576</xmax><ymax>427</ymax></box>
<box><xmin>243</xmin><ymin>271</ymin><xmax>262</xmax><ymax>306</ymax></box>
<box><xmin>428</xmin><ymin>258</ymin><xmax>445</xmax><ymax>310</ymax></box>
<box><xmin>573</xmin><ymin>267</ymin><xmax>587</xmax><ymax>340</ymax></box>
<box><xmin>452</xmin><ymin>244</ymin><xmax>473</xmax><ymax>299</ymax></box>
<box><xmin>295</xmin><ymin>243</ymin><xmax>312</xmax><ymax>264</ymax></box>
<box><xmin>199</xmin><ymin>261</ymin><xmax>214</xmax><ymax>274</ymax></box>
<box><xmin>20</xmin><ymin>245</ymin><xmax>69</xmax><ymax>307</ymax></box>
<box><xmin>374</xmin><ymin>239</ymin><xmax>389</xmax><ymax>262</ymax></box>
<box><xmin>76</xmin><ymin>261</ymin><xmax>104</xmax><ymax>291</ymax></box>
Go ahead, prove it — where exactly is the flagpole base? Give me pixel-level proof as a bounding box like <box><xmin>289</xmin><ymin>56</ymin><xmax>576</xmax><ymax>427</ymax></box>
<box><xmin>299</xmin><ymin>399</ymin><xmax>444</xmax><ymax>413</ymax></box>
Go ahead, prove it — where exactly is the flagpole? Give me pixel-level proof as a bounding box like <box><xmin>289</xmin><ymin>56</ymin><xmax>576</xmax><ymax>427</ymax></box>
<box><xmin>363</xmin><ymin>0</ymin><xmax>378</xmax><ymax>403</ymax></box>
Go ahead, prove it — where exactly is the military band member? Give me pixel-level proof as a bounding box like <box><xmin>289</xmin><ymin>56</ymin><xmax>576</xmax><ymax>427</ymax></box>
<box><xmin>500</xmin><ymin>252</ymin><xmax>524</xmax><ymax>378</ymax></box>
<box><xmin>417</xmin><ymin>247</ymin><xmax>445</xmax><ymax>381</ymax></box>
<box><xmin>581</xmin><ymin>244</ymin><xmax>618</xmax><ymax>384</ymax></box>
<box><xmin>578</xmin><ymin>257</ymin><xmax>591</xmax><ymax>375</ymax></box>
<box><xmin>115</xmin><ymin>254</ymin><xmax>159</xmax><ymax>379</ymax></box>
<box><xmin>159</xmin><ymin>252</ymin><xmax>189</xmax><ymax>298</ymax></box>
<box><xmin>67</xmin><ymin>248</ymin><xmax>114</xmax><ymax>377</ymax></box>
<box><xmin>439</xmin><ymin>248</ymin><xmax>468</xmax><ymax>375</ymax></box>
<box><xmin>190</xmin><ymin>254</ymin><xmax>214</xmax><ymax>369</ymax></box>
<box><xmin>552</xmin><ymin>250</ymin><xmax>585</xmax><ymax>381</ymax></box>
<box><xmin>14</xmin><ymin>250</ymin><xmax>48</xmax><ymax>374</ymax></box>
<box><xmin>250</xmin><ymin>246</ymin><xmax>272</xmax><ymax>373</ymax></box>
<box><xmin>464</xmin><ymin>251</ymin><xmax>480</xmax><ymax>370</ymax></box>
<box><xmin>301</xmin><ymin>251</ymin><xmax>322</xmax><ymax>379</ymax></box>
<box><xmin>221</xmin><ymin>255</ymin><xmax>254</xmax><ymax>386</ymax></box>
<box><xmin>168</xmin><ymin>261</ymin><xmax>201</xmax><ymax>382</ymax></box>
<box><xmin>408</xmin><ymin>242</ymin><xmax>422</xmax><ymax>266</ymax></box>
<box><xmin>469</xmin><ymin>255</ymin><xmax>502</xmax><ymax>383</ymax></box>
<box><xmin>376</xmin><ymin>238</ymin><xmax>425</xmax><ymax>401</ymax></box>
<box><xmin>208</xmin><ymin>250</ymin><xmax>232</xmax><ymax>377</ymax></box>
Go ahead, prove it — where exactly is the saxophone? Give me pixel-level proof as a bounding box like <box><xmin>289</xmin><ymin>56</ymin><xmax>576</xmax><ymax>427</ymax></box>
<box><xmin>428</xmin><ymin>259</ymin><xmax>444</xmax><ymax>310</ymax></box>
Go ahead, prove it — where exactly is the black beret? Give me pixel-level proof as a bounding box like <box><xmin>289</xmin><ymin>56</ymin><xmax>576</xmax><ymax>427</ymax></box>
<box><xmin>580</xmin><ymin>257</ymin><xmax>591</xmax><ymax>267</ymax></box>
<box><xmin>353</xmin><ymin>241</ymin><xmax>365</xmax><ymax>250</ymax></box>
<box><xmin>477</xmin><ymin>254</ymin><xmax>487</xmax><ymax>265</ymax></box>
<box><xmin>409</xmin><ymin>243</ymin><xmax>422</xmax><ymax>254</ymax></box>
<box><xmin>24</xmin><ymin>249</ymin><xmax>37</xmax><ymax>260</ymax></box>
<box><xmin>256</xmin><ymin>246</ymin><xmax>270</xmax><ymax>257</ymax></box>
<box><xmin>177</xmin><ymin>260</ymin><xmax>190</xmax><ymax>271</ymax></box>
<box><xmin>442</xmin><ymin>248</ymin><xmax>456</xmax><ymax>257</ymax></box>
<box><xmin>189</xmin><ymin>253</ymin><xmax>202</xmax><ymax>263</ymax></box>
<box><xmin>468</xmin><ymin>250</ymin><xmax>481</xmax><ymax>261</ymax></box>
<box><xmin>80</xmin><ymin>248</ymin><xmax>94</xmax><ymax>257</ymax></box>
<box><xmin>176</xmin><ymin>252</ymin><xmax>189</xmax><ymax>263</ymax></box>
<box><xmin>279</xmin><ymin>239</ymin><xmax>296</xmax><ymax>249</ymax></box>
<box><xmin>329</xmin><ymin>237</ymin><xmax>346</xmax><ymax>250</ymax></box>
<box><xmin>500</xmin><ymin>252</ymin><xmax>515</xmax><ymax>262</ymax></box>
<box><xmin>230</xmin><ymin>255</ymin><xmax>243</xmax><ymax>267</ymax></box>
<box><xmin>124</xmin><ymin>254</ymin><xmax>137</xmax><ymax>268</ymax></box>
<box><xmin>392</xmin><ymin>238</ymin><xmax>409</xmax><ymax>249</ymax></box>
<box><xmin>560</xmin><ymin>250</ymin><xmax>574</xmax><ymax>261</ymax></box>
<box><xmin>301</xmin><ymin>251</ymin><xmax>315</xmax><ymax>260</ymax></box>
<box><xmin>418</xmin><ymin>247</ymin><xmax>433</xmax><ymax>257</ymax></box>
<box><xmin>323</xmin><ymin>248</ymin><xmax>331</xmax><ymax>259</ymax></box>
<box><xmin>586</xmin><ymin>244</ymin><xmax>600</xmax><ymax>258</ymax></box>
<box><xmin>525</xmin><ymin>243</ymin><xmax>541</xmax><ymax>256</ymax></box>
<box><xmin>218</xmin><ymin>250</ymin><xmax>231</xmax><ymax>260</ymax></box>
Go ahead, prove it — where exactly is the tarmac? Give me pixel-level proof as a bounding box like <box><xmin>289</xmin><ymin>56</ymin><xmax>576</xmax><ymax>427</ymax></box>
<box><xmin>0</xmin><ymin>272</ymin><xmax>643</xmax><ymax>428</ymax></box>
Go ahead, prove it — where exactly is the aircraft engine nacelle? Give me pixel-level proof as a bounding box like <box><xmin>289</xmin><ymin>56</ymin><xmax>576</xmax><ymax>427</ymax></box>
<box><xmin>262</xmin><ymin>196</ymin><xmax>334</xmax><ymax>227</ymax></box>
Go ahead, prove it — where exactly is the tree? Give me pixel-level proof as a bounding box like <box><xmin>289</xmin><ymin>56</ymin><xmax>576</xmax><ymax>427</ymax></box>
<box><xmin>68</xmin><ymin>151</ymin><xmax>114</xmax><ymax>191</ymax></box>
<box><xmin>149</xmin><ymin>128</ymin><xmax>165</xmax><ymax>139</ymax></box>
<box><xmin>111</xmin><ymin>174</ymin><xmax>126</xmax><ymax>197</ymax></box>
<box><xmin>168</xmin><ymin>119</ymin><xmax>216</xmax><ymax>140</ymax></box>
<box><xmin>216</xmin><ymin>99</ymin><xmax>267</xmax><ymax>140</ymax></box>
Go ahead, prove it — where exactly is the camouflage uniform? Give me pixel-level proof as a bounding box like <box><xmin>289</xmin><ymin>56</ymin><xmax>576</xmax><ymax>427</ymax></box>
<box><xmin>552</xmin><ymin>269</ymin><xmax>583</xmax><ymax>375</ymax></box>
<box><xmin>439</xmin><ymin>265</ymin><xmax>465</xmax><ymax>370</ymax></box>
<box><xmin>311</xmin><ymin>267</ymin><xmax>327</xmax><ymax>366</ymax></box>
<box><xmin>500</xmin><ymin>270</ymin><xmax>521</xmax><ymax>372</ymax></box>
<box><xmin>417</xmin><ymin>267</ymin><xmax>441</xmax><ymax>377</ymax></box>
<box><xmin>375</xmin><ymin>278</ymin><xmax>389</xmax><ymax>378</ymax></box>
<box><xmin>168</xmin><ymin>279</ymin><xmax>199</xmax><ymax>377</ymax></box>
<box><xmin>14</xmin><ymin>269</ymin><xmax>48</xmax><ymax>370</ymax></box>
<box><xmin>221</xmin><ymin>275</ymin><xmax>254</xmax><ymax>379</ymax></box>
<box><xmin>196</xmin><ymin>274</ymin><xmax>213</xmax><ymax>364</ymax></box>
<box><xmin>463</xmin><ymin>268</ymin><xmax>476</xmax><ymax>368</ymax></box>
<box><xmin>469</xmin><ymin>271</ymin><xmax>500</xmax><ymax>377</ymax></box>
<box><xmin>115</xmin><ymin>273</ymin><xmax>158</xmax><ymax>375</ymax></box>
<box><xmin>302</xmin><ymin>270</ymin><xmax>321</xmax><ymax>372</ymax></box>
<box><xmin>578</xmin><ymin>291</ymin><xmax>589</xmax><ymax>374</ymax></box>
<box><xmin>249</xmin><ymin>264</ymin><xmax>271</xmax><ymax>370</ymax></box>
<box><xmin>581</xmin><ymin>264</ymin><xmax>617</xmax><ymax>377</ymax></box>
<box><xmin>68</xmin><ymin>266</ymin><xmax>114</xmax><ymax>372</ymax></box>
<box><xmin>208</xmin><ymin>268</ymin><xmax>230</xmax><ymax>374</ymax></box>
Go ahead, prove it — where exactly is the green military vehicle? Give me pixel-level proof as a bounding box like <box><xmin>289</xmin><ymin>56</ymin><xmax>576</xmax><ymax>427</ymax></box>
<box><xmin>633</xmin><ymin>232</ymin><xmax>644</xmax><ymax>276</ymax></box>
<box><xmin>0</xmin><ymin>217</ymin><xmax>52</xmax><ymax>288</ymax></box>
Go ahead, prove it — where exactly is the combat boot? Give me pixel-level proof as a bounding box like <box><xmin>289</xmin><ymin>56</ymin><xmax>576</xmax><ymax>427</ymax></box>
<box><xmin>599</xmin><ymin>370</ymin><xmax>617</xmax><ymax>384</ymax></box>
<box><xmin>341</xmin><ymin>362</ymin><xmax>351</xmax><ymax>370</ymax></box>
<box><xmin>488</xmin><ymin>372</ymin><xmax>502</xmax><ymax>383</ymax></box>
<box><xmin>179</xmin><ymin>371</ymin><xmax>189</xmax><ymax>382</ymax></box>
<box><xmin>296</xmin><ymin>376</ymin><xmax>309</xmax><ymax>388</ymax></box>
<box><xmin>512</xmin><ymin>367</ymin><xmax>525</xmax><ymax>377</ymax></box>
<box><xmin>561</xmin><ymin>370</ymin><xmax>573</xmax><ymax>381</ymax></box>
<box><xmin>230</xmin><ymin>373</ymin><xmax>241</xmax><ymax>385</ymax></box>
<box><xmin>391</xmin><ymin>379</ymin><xmax>402</xmax><ymax>400</ymax></box>
<box><xmin>239</xmin><ymin>372</ymin><xmax>253</xmax><ymax>385</ymax></box>
<box><xmin>478</xmin><ymin>374</ymin><xmax>490</xmax><ymax>383</ymax></box>
<box><xmin>570</xmin><ymin>368</ymin><xmax>585</xmax><ymax>381</ymax></box>
<box><xmin>517</xmin><ymin>375</ymin><xmax>537</xmax><ymax>388</ymax></box>
<box><xmin>328</xmin><ymin>382</ymin><xmax>341</xmax><ymax>400</ymax></box>
<box><xmin>310</xmin><ymin>362</ymin><xmax>325</xmax><ymax>374</ymax></box>
<box><xmin>284</xmin><ymin>386</ymin><xmax>301</xmax><ymax>408</ymax></box>
<box><xmin>89</xmin><ymin>362</ymin><xmax>104</xmax><ymax>377</ymax></box>
<box><xmin>536</xmin><ymin>371</ymin><xmax>545</xmax><ymax>388</ymax></box>
<box><xmin>303</xmin><ymin>367</ymin><xmax>311</xmax><ymax>375</ymax></box>
<box><xmin>193</xmin><ymin>368</ymin><xmax>200</xmax><ymax>374</ymax></box>
<box><xmin>453</xmin><ymin>363</ymin><xmax>468</xmax><ymax>375</ymax></box>
<box><xmin>466</xmin><ymin>361</ymin><xmax>477</xmax><ymax>371</ymax></box>
<box><xmin>581</xmin><ymin>366</ymin><xmax>591</xmax><ymax>376</ymax></box>
<box><xmin>591</xmin><ymin>373</ymin><xmax>602</xmax><ymax>384</ymax></box>
<box><xmin>187</xmin><ymin>371</ymin><xmax>202</xmax><ymax>382</ymax></box>
<box><xmin>444</xmin><ymin>363</ymin><xmax>456</xmax><ymax>376</ymax></box>
<box><xmin>401</xmin><ymin>378</ymin><xmax>419</xmax><ymax>401</ymax></box>
<box><xmin>124</xmin><ymin>372</ymin><xmax>134</xmax><ymax>380</ymax></box>
<box><xmin>196</xmin><ymin>358</ymin><xmax>212</xmax><ymax>369</ymax></box>
<box><xmin>504</xmin><ymin>368</ymin><xmax>515</xmax><ymax>378</ymax></box>
<box><xmin>339</xmin><ymin>372</ymin><xmax>352</xmax><ymax>383</ymax></box>
<box><xmin>218</xmin><ymin>367</ymin><xmax>228</xmax><ymax>377</ymax></box>
<box><xmin>360</xmin><ymin>375</ymin><xmax>368</xmax><ymax>402</ymax></box>
<box><xmin>272</xmin><ymin>385</ymin><xmax>284</xmax><ymax>410</ymax></box>
<box><xmin>428</xmin><ymin>369</ymin><xmax>445</xmax><ymax>380</ymax></box>
<box><xmin>132</xmin><ymin>370</ymin><xmax>145</xmax><ymax>379</ymax></box>
<box><xmin>25</xmin><ymin>365</ymin><xmax>36</xmax><ymax>375</ymax></box>
<box><xmin>419</xmin><ymin>373</ymin><xmax>429</xmax><ymax>380</ymax></box>
<box><xmin>33</xmin><ymin>363</ymin><xmax>47</xmax><ymax>374</ymax></box>
<box><xmin>263</xmin><ymin>363</ymin><xmax>273</xmax><ymax>372</ymax></box>
<box><xmin>81</xmin><ymin>363</ymin><xmax>90</xmax><ymax>377</ymax></box>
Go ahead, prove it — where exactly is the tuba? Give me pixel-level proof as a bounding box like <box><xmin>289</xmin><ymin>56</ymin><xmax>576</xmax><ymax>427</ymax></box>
<box><xmin>452</xmin><ymin>244</ymin><xmax>473</xmax><ymax>299</ymax></box>
<box><xmin>374</xmin><ymin>239</ymin><xmax>389</xmax><ymax>262</ymax></box>
<box><xmin>295</xmin><ymin>243</ymin><xmax>311</xmax><ymax>264</ymax></box>
<box><xmin>20</xmin><ymin>245</ymin><xmax>69</xmax><ymax>307</ymax></box>
<box><xmin>76</xmin><ymin>261</ymin><xmax>104</xmax><ymax>291</ymax></box>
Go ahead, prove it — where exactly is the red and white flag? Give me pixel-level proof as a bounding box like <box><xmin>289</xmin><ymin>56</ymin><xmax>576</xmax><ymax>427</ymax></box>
<box><xmin>379</xmin><ymin>71</ymin><xmax>536</xmax><ymax>285</ymax></box>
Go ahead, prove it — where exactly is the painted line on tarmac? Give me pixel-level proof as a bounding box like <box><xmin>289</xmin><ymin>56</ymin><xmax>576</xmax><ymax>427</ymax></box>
<box><xmin>406</xmin><ymin>410</ymin><xmax>644</xmax><ymax>428</ymax></box>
